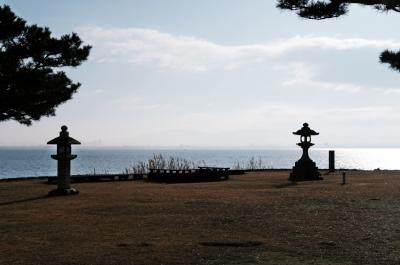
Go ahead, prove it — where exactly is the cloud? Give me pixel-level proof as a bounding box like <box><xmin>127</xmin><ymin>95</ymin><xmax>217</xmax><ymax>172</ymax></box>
<box><xmin>383</xmin><ymin>88</ymin><xmax>400</xmax><ymax>95</ymax></box>
<box><xmin>281</xmin><ymin>62</ymin><xmax>400</xmax><ymax>94</ymax></box>
<box><xmin>78</xmin><ymin>27</ymin><xmax>400</xmax><ymax>72</ymax></box>
<box><xmin>112</xmin><ymin>96</ymin><xmax>166</xmax><ymax>112</ymax></box>
<box><xmin>282</xmin><ymin>63</ymin><xmax>363</xmax><ymax>93</ymax></box>
<box><xmin>158</xmin><ymin>102</ymin><xmax>400</xmax><ymax>135</ymax></box>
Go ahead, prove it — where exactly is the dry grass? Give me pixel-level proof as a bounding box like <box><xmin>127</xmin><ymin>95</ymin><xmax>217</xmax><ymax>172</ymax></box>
<box><xmin>1</xmin><ymin>170</ymin><xmax>400</xmax><ymax>265</ymax></box>
<box><xmin>124</xmin><ymin>154</ymin><xmax>207</xmax><ymax>174</ymax></box>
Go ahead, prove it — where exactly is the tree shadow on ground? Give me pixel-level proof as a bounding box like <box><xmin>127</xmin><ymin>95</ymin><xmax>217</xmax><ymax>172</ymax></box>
<box><xmin>0</xmin><ymin>195</ymin><xmax>49</xmax><ymax>206</ymax></box>
<box><xmin>274</xmin><ymin>182</ymin><xmax>298</xmax><ymax>189</ymax></box>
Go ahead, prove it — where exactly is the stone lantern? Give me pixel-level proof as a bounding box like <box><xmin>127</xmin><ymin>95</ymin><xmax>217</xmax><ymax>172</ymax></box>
<box><xmin>47</xmin><ymin>125</ymin><xmax>81</xmax><ymax>195</ymax></box>
<box><xmin>289</xmin><ymin>123</ymin><xmax>322</xmax><ymax>181</ymax></box>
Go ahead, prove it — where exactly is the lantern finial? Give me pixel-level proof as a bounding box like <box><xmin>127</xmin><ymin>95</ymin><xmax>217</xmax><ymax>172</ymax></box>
<box><xmin>60</xmin><ymin>125</ymin><xmax>69</xmax><ymax>137</ymax></box>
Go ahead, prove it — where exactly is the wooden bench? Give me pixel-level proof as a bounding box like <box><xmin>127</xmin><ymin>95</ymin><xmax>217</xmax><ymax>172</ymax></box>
<box><xmin>147</xmin><ymin>167</ymin><xmax>230</xmax><ymax>182</ymax></box>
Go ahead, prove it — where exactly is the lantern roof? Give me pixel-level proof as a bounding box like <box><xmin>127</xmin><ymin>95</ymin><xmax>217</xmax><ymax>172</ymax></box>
<box><xmin>293</xmin><ymin>123</ymin><xmax>319</xmax><ymax>136</ymax></box>
<box><xmin>47</xmin><ymin>125</ymin><xmax>81</xmax><ymax>145</ymax></box>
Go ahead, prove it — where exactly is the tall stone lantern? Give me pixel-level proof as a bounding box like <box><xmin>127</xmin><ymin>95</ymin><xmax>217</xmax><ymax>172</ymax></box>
<box><xmin>47</xmin><ymin>126</ymin><xmax>80</xmax><ymax>196</ymax></box>
<box><xmin>289</xmin><ymin>123</ymin><xmax>322</xmax><ymax>181</ymax></box>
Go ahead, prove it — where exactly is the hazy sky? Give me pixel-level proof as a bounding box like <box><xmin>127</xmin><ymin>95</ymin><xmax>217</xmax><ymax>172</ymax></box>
<box><xmin>2</xmin><ymin>0</ymin><xmax>400</xmax><ymax>147</ymax></box>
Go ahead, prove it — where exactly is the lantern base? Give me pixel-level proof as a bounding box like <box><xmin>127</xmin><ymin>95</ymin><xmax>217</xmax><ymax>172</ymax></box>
<box><xmin>289</xmin><ymin>159</ymin><xmax>322</xmax><ymax>182</ymax></box>
<box><xmin>48</xmin><ymin>188</ymin><xmax>79</xmax><ymax>196</ymax></box>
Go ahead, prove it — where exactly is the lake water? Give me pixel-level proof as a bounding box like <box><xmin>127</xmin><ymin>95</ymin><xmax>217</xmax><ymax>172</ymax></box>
<box><xmin>1</xmin><ymin>147</ymin><xmax>400</xmax><ymax>179</ymax></box>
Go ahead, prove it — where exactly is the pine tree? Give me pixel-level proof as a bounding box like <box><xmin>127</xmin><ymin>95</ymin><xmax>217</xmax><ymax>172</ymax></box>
<box><xmin>276</xmin><ymin>0</ymin><xmax>400</xmax><ymax>72</ymax></box>
<box><xmin>0</xmin><ymin>5</ymin><xmax>91</xmax><ymax>125</ymax></box>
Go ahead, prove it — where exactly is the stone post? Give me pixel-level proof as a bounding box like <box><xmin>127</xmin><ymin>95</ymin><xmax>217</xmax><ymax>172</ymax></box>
<box><xmin>341</xmin><ymin>172</ymin><xmax>346</xmax><ymax>185</ymax></box>
<box><xmin>329</xmin><ymin>150</ymin><xmax>335</xmax><ymax>173</ymax></box>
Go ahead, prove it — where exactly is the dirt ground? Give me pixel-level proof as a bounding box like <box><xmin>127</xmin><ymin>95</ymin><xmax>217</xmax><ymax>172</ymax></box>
<box><xmin>1</xmin><ymin>170</ymin><xmax>400</xmax><ymax>265</ymax></box>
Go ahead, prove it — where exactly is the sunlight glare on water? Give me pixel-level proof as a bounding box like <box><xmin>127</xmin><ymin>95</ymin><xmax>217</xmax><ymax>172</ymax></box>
<box><xmin>334</xmin><ymin>148</ymin><xmax>400</xmax><ymax>170</ymax></box>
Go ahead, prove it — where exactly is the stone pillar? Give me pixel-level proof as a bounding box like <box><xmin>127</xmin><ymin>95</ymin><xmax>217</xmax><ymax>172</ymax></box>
<box><xmin>57</xmin><ymin>158</ymin><xmax>72</xmax><ymax>190</ymax></box>
<box><xmin>329</xmin><ymin>150</ymin><xmax>335</xmax><ymax>173</ymax></box>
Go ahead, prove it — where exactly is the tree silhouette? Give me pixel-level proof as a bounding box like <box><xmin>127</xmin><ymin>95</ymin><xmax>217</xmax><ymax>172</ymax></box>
<box><xmin>0</xmin><ymin>5</ymin><xmax>91</xmax><ymax>125</ymax></box>
<box><xmin>276</xmin><ymin>0</ymin><xmax>400</xmax><ymax>72</ymax></box>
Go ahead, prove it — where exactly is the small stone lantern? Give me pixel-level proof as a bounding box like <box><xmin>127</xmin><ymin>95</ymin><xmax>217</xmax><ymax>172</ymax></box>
<box><xmin>47</xmin><ymin>125</ymin><xmax>81</xmax><ymax>195</ymax></box>
<box><xmin>289</xmin><ymin>123</ymin><xmax>322</xmax><ymax>181</ymax></box>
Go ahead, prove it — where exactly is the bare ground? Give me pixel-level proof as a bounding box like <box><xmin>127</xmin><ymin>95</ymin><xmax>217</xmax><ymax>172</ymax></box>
<box><xmin>1</xmin><ymin>170</ymin><xmax>400</xmax><ymax>265</ymax></box>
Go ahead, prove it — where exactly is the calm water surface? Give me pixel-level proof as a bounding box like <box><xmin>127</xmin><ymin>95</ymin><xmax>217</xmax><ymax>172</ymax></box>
<box><xmin>0</xmin><ymin>147</ymin><xmax>399</xmax><ymax>179</ymax></box>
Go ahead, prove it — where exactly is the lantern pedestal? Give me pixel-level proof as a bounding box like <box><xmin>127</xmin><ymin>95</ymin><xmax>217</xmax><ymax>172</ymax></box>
<box><xmin>289</xmin><ymin>158</ymin><xmax>322</xmax><ymax>182</ymax></box>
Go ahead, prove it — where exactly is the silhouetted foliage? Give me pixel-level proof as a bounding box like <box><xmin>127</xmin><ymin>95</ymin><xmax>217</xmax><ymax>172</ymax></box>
<box><xmin>0</xmin><ymin>5</ymin><xmax>91</xmax><ymax>125</ymax></box>
<box><xmin>276</xmin><ymin>0</ymin><xmax>400</xmax><ymax>72</ymax></box>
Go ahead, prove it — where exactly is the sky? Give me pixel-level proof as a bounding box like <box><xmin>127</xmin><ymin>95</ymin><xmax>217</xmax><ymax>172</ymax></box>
<box><xmin>2</xmin><ymin>0</ymin><xmax>400</xmax><ymax>148</ymax></box>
